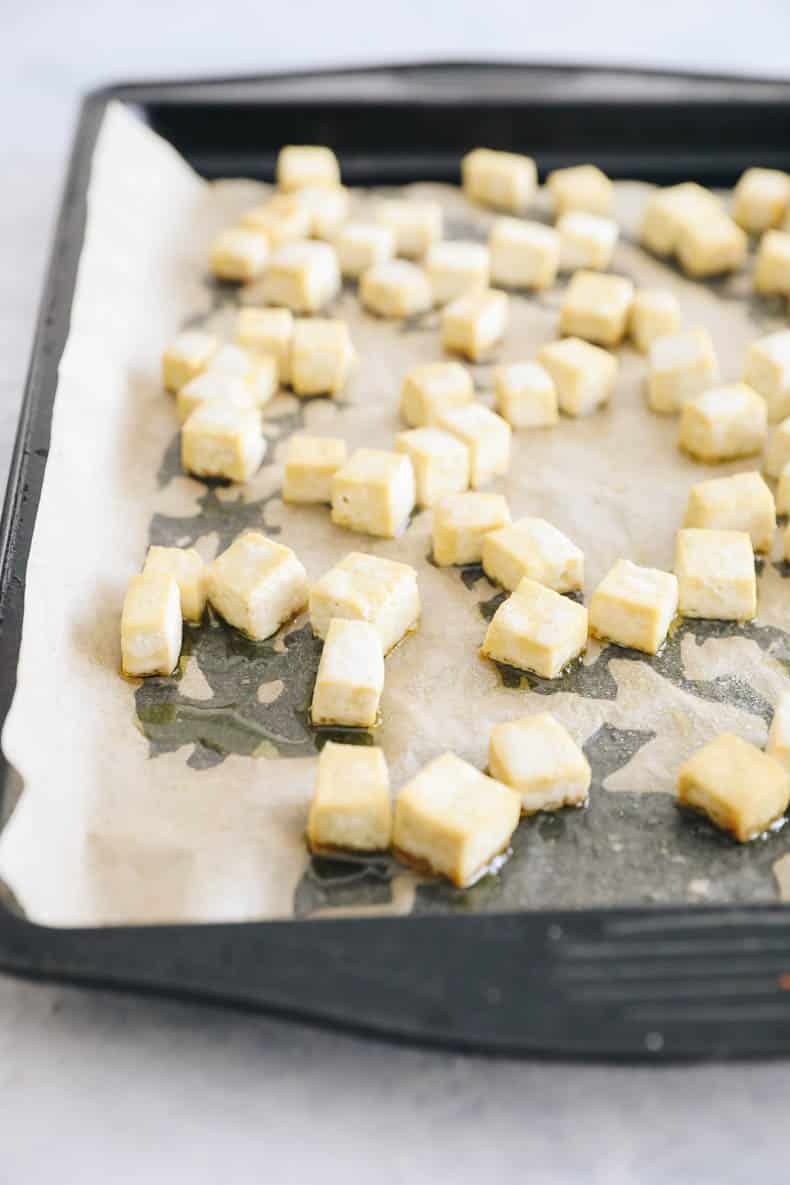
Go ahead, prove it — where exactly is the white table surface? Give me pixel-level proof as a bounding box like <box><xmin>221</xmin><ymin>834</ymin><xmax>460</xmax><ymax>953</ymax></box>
<box><xmin>3</xmin><ymin>2</ymin><xmax>790</xmax><ymax>1179</ymax></box>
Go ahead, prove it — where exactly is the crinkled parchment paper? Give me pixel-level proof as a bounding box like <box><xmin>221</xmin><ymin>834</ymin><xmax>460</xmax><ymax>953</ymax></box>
<box><xmin>2</xmin><ymin>102</ymin><xmax>790</xmax><ymax>926</ymax></box>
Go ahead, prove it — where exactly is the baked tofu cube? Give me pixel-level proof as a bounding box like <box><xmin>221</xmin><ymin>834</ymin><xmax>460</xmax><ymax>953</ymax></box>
<box><xmin>395</xmin><ymin>427</ymin><xmax>470</xmax><ymax>507</ymax></box>
<box><xmin>293</xmin><ymin>185</ymin><xmax>351</xmax><ymax>240</ymax></box>
<box><xmin>162</xmin><ymin>330</ymin><xmax>217</xmax><ymax>393</ymax></box>
<box><xmin>493</xmin><ymin>362</ymin><xmax>558</xmax><ymax>429</ymax></box>
<box><xmin>629</xmin><ymin>290</ymin><xmax>681</xmax><ymax>354</ymax></box>
<box><xmin>375</xmin><ymin>200</ymin><xmax>443</xmax><ymax>259</ymax></box>
<box><xmin>765</xmin><ymin>417</ymin><xmax>790</xmax><ymax>478</ymax></box>
<box><xmin>744</xmin><ymin>331</ymin><xmax>790</xmax><ymax>423</ymax></box>
<box><xmin>488</xmin><ymin>713</ymin><xmax>591</xmax><ymax>813</ymax></box>
<box><xmin>181</xmin><ymin>404</ymin><xmax>265</xmax><ymax>483</ymax></box>
<box><xmin>207</xmin><ymin>532</ymin><xmax>308</xmax><ymax>641</ymax></box>
<box><xmin>754</xmin><ymin>230</ymin><xmax>790</xmax><ymax>295</ymax></box>
<box><xmin>461</xmin><ymin>148</ymin><xmax>537</xmax><ymax>214</ymax></box>
<box><xmin>261</xmin><ymin>242</ymin><xmax>340</xmax><ymax>313</ymax></box>
<box><xmin>559</xmin><ymin>270</ymin><xmax>634</xmax><ymax>348</ymax></box>
<box><xmin>432</xmin><ymin>492</ymin><xmax>511</xmax><ymax>566</ymax></box>
<box><xmin>176</xmin><ymin>372</ymin><xmax>257</xmax><ymax>424</ymax></box>
<box><xmin>334</xmin><ymin>222</ymin><xmax>395</xmax><ymax>278</ymax></box>
<box><xmin>142</xmin><ymin>545</ymin><xmax>207</xmax><ymax>623</ymax></box>
<box><xmin>675</xmin><ymin>528</ymin><xmax>756</xmax><ymax>621</ymax></box>
<box><xmin>482</xmin><ymin>577</ymin><xmax>588</xmax><ymax>679</ymax></box>
<box><xmin>538</xmin><ymin>337</ymin><xmax>617</xmax><ymax>418</ymax></box>
<box><xmin>206</xmin><ymin>344</ymin><xmax>278</xmax><ymax>407</ymax></box>
<box><xmin>767</xmin><ymin>691</ymin><xmax>790</xmax><ymax>769</ymax></box>
<box><xmin>240</xmin><ymin>192</ymin><xmax>312</xmax><ymax>245</ymax></box>
<box><xmin>310</xmin><ymin>619</ymin><xmax>384</xmax><ymax>729</ymax></box>
<box><xmin>121</xmin><ymin>574</ymin><xmax>182</xmax><ymax>678</ymax></box>
<box><xmin>393</xmin><ymin>752</ymin><xmax>521</xmax><ymax>886</ymax></box>
<box><xmin>426</xmin><ymin>241</ymin><xmax>490</xmax><ymax>305</ymax></box>
<box><xmin>677</xmin><ymin>733</ymin><xmax>790</xmax><ymax>842</ymax></box>
<box><xmin>400</xmin><ymin>361</ymin><xmax>474</xmax><ymax>427</ymax></box>
<box><xmin>678</xmin><ymin>383</ymin><xmax>767</xmax><ymax>463</ymax></box>
<box><xmin>683</xmin><ymin>471</ymin><xmax>776</xmax><ymax>553</ymax></box>
<box><xmin>676</xmin><ymin>212</ymin><xmax>747</xmax><ymax>277</ymax></box>
<box><xmin>309</xmin><ymin>551</ymin><xmax>420</xmax><ymax>654</ymax></box>
<box><xmin>289</xmin><ymin>318</ymin><xmax>355</xmax><ymax>397</ymax></box>
<box><xmin>733</xmin><ymin>168</ymin><xmax>790</xmax><ymax>234</ymax></box>
<box><xmin>489</xmin><ymin>218</ymin><xmax>559</xmax><ymax>290</ymax></box>
<box><xmin>441</xmin><ymin>288</ymin><xmax>508</xmax><ymax>361</ymax></box>
<box><xmin>359</xmin><ymin>260</ymin><xmax>433</xmax><ymax>319</ymax></box>
<box><xmin>558</xmin><ymin>211</ymin><xmax>618</xmax><ymax>272</ymax></box>
<box><xmin>282</xmin><ymin>434</ymin><xmax>348</xmax><ymax>505</ymax></box>
<box><xmin>640</xmin><ymin>182</ymin><xmax>722</xmax><ymax>256</ymax></box>
<box><xmin>589</xmin><ymin>559</ymin><xmax>678</xmax><ymax>655</ymax></box>
<box><xmin>547</xmin><ymin>164</ymin><xmax>613</xmax><ymax>218</ymax></box>
<box><xmin>307</xmin><ymin>742</ymin><xmax>392</xmax><ymax>852</ymax></box>
<box><xmin>276</xmin><ymin>145</ymin><xmax>341</xmax><ymax>191</ymax></box>
<box><xmin>331</xmin><ymin>448</ymin><xmax>416</xmax><ymax>538</ymax></box>
<box><xmin>209</xmin><ymin>227</ymin><xmax>269</xmax><ymax>282</ymax></box>
<box><xmin>778</xmin><ymin>464</ymin><xmax>790</xmax><ymax>515</ymax></box>
<box><xmin>438</xmin><ymin>404</ymin><xmax>511</xmax><ymax>488</ymax></box>
<box><xmin>482</xmin><ymin>516</ymin><xmax>584</xmax><ymax>594</ymax></box>
<box><xmin>236</xmin><ymin>306</ymin><xmax>293</xmax><ymax>384</ymax></box>
<box><xmin>647</xmin><ymin>328</ymin><xmax>719</xmax><ymax>415</ymax></box>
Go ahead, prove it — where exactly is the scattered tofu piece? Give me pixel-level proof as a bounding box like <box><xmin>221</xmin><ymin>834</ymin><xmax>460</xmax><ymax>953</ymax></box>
<box><xmin>629</xmin><ymin>290</ymin><xmax>681</xmax><ymax>354</ymax></box>
<box><xmin>646</xmin><ymin>328</ymin><xmax>719</xmax><ymax>415</ymax></box>
<box><xmin>684</xmin><ymin>471</ymin><xmax>776</xmax><ymax>553</ymax></box>
<box><xmin>261</xmin><ymin>241</ymin><xmax>340</xmax><ymax>313</ymax></box>
<box><xmin>331</xmin><ymin>448</ymin><xmax>416</xmax><ymax>538</ymax></box>
<box><xmin>589</xmin><ymin>559</ymin><xmax>678</xmax><ymax>655</ymax></box>
<box><xmin>309</xmin><ymin>551</ymin><xmax>420</xmax><ymax>654</ymax></box>
<box><xmin>753</xmin><ymin>229</ymin><xmax>790</xmax><ymax>295</ymax></box>
<box><xmin>289</xmin><ymin>318</ymin><xmax>355</xmax><ymax>397</ymax></box>
<box><xmin>489</xmin><ymin>713</ymin><xmax>591</xmax><ymax>813</ymax></box>
<box><xmin>209</xmin><ymin>227</ymin><xmax>269</xmax><ymax>282</ymax></box>
<box><xmin>432</xmin><ymin>492</ymin><xmax>511</xmax><ymax>566</ymax></box>
<box><xmin>310</xmin><ymin>619</ymin><xmax>384</xmax><ymax>729</ymax></box>
<box><xmin>461</xmin><ymin>148</ymin><xmax>537</xmax><ymax>214</ymax></box>
<box><xmin>488</xmin><ymin>218</ymin><xmax>559</xmax><ymax>290</ymax></box>
<box><xmin>400</xmin><ymin>361</ymin><xmax>474</xmax><ymax>427</ymax></box>
<box><xmin>538</xmin><ymin>337</ymin><xmax>618</xmax><ymax>417</ymax></box>
<box><xmin>236</xmin><ymin>306</ymin><xmax>293</xmax><ymax>384</ymax></box>
<box><xmin>333</xmin><ymin>221</ymin><xmax>395</xmax><ymax>278</ymax></box>
<box><xmin>177</xmin><ymin>372</ymin><xmax>258</xmax><ymax>424</ymax></box>
<box><xmin>142</xmin><ymin>546</ymin><xmax>207</xmax><ymax>623</ymax></box>
<box><xmin>675</xmin><ymin>528</ymin><xmax>756</xmax><ymax>621</ymax></box>
<box><xmin>493</xmin><ymin>362</ymin><xmax>558</xmax><ymax>429</ymax></box>
<box><xmin>426</xmin><ymin>241</ymin><xmax>490</xmax><ymax>305</ymax></box>
<box><xmin>733</xmin><ymin>168</ymin><xmax>790</xmax><ymax>234</ymax></box>
<box><xmin>359</xmin><ymin>260</ymin><xmax>433</xmax><ymax>318</ymax></box>
<box><xmin>765</xmin><ymin>417</ymin><xmax>790</xmax><ymax>478</ymax></box>
<box><xmin>276</xmin><ymin>145</ymin><xmax>341</xmax><ymax>191</ymax></box>
<box><xmin>482</xmin><ymin>516</ymin><xmax>584</xmax><ymax>594</ymax></box>
<box><xmin>393</xmin><ymin>751</ymin><xmax>521</xmax><ymax>886</ymax></box>
<box><xmin>207</xmin><ymin>532</ymin><xmax>308</xmax><ymax>641</ymax></box>
<box><xmin>558</xmin><ymin>211</ymin><xmax>618</xmax><ymax>272</ymax></box>
<box><xmin>559</xmin><ymin>270</ymin><xmax>634</xmax><ymax>347</ymax></box>
<box><xmin>676</xmin><ymin>211</ymin><xmax>747</xmax><ymax>277</ymax></box>
<box><xmin>441</xmin><ymin>288</ymin><xmax>509</xmax><ymax>361</ymax></box>
<box><xmin>677</xmin><ymin>733</ymin><xmax>790</xmax><ymax>842</ymax></box>
<box><xmin>307</xmin><ymin>742</ymin><xmax>392</xmax><ymax>852</ymax></box>
<box><xmin>206</xmin><ymin>344</ymin><xmax>278</xmax><ymax>406</ymax></box>
<box><xmin>678</xmin><ymin>383</ymin><xmax>767</xmax><ymax>463</ymax></box>
<box><xmin>777</xmin><ymin>463</ymin><xmax>790</xmax><ymax>515</ymax></box>
<box><xmin>438</xmin><ymin>403</ymin><xmax>511</xmax><ymax>488</ymax></box>
<box><xmin>482</xmin><ymin>577</ymin><xmax>588</xmax><ymax>679</ymax></box>
<box><xmin>640</xmin><ymin>182</ymin><xmax>721</xmax><ymax>256</ymax></box>
<box><xmin>375</xmin><ymin>200</ymin><xmax>443</xmax><ymax>259</ymax></box>
<box><xmin>240</xmin><ymin>193</ymin><xmax>312</xmax><ymax>245</ymax></box>
<box><xmin>767</xmin><ymin>691</ymin><xmax>790</xmax><ymax>770</ymax></box>
<box><xmin>744</xmin><ymin>330</ymin><xmax>790</xmax><ymax>423</ymax></box>
<box><xmin>293</xmin><ymin>185</ymin><xmax>351</xmax><ymax>240</ymax></box>
<box><xmin>395</xmin><ymin>427</ymin><xmax>470</xmax><ymax>507</ymax></box>
<box><xmin>181</xmin><ymin>403</ymin><xmax>265</xmax><ymax>483</ymax></box>
<box><xmin>162</xmin><ymin>330</ymin><xmax>217</xmax><ymax>393</ymax></box>
<box><xmin>121</xmin><ymin>574</ymin><xmax>182</xmax><ymax>679</ymax></box>
<box><xmin>547</xmin><ymin>164</ymin><xmax>613</xmax><ymax>218</ymax></box>
<box><xmin>282</xmin><ymin>435</ymin><xmax>348</xmax><ymax>505</ymax></box>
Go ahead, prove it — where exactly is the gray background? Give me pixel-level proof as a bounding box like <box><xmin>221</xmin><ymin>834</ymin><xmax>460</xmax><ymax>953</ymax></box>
<box><xmin>2</xmin><ymin>2</ymin><xmax>790</xmax><ymax>1179</ymax></box>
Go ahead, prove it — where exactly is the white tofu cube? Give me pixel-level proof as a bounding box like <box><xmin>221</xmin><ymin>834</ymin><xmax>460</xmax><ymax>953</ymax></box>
<box><xmin>289</xmin><ymin>318</ymin><xmax>355</xmax><ymax>397</ymax></box>
<box><xmin>393</xmin><ymin>752</ymin><xmax>521</xmax><ymax>887</ymax></box>
<box><xmin>121</xmin><ymin>574</ymin><xmax>182</xmax><ymax>678</ymax></box>
<box><xmin>282</xmin><ymin>434</ymin><xmax>348</xmax><ymax>505</ymax></box>
<box><xmin>767</xmin><ymin>691</ymin><xmax>790</xmax><ymax>770</ymax></box>
<box><xmin>678</xmin><ymin>383</ymin><xmax>767</xmax><ymax>463</ymax></box>
<box><xmin>331</xmin><ymin>448</ymin><xmax>416</xmax><ymax>538</ymax></box>
<box><xmin>438</xmin><ymin>403</ymin><xmax>511</xmax><ymax>488</ymax></box>
<box><xmin>240</xmin><ymin>193</ymin><xmax>312</xmax><ymax>245</ymax></box>
<box><xmin>207</xmin><ymin>532</ymin><xmax>308</xmax><ymax>641</ymax></box>
<box><xmin>733</xmin><ymin>168</ymin><xmax>790</xmax><ymax>234</ymax></box>
<box><xmin>206</xmin><ymin>344</ymin><xmax>278</xmax><ymax>406</ymax></box>
<box><xmin>142</xmin><ymin>546</ymin><xmax>207</xmax><ymax>623</ymax></box>
<box><xmin>547</xmin><ymin>164</ymin><xmax>613</xmax><ymax>218</ymax></box>
<box><xmin>765</xmin><ymin>417</ymin><xmax>790</xmax><ymax>478</ymax></box>
<box><xmin>276</xmin><ymin>145</ymin><xmax>341</xmax><ymax>191</ymax></box>
<box><xmin>162</xmin><ymin>330</ymin><xmax>217</xmax><ymax>393</ymax></box>
<box><xmin>209</xmin><ymin>227</ymin><xmax>269</xmax><ymax>282</ymax></box>
<box><xmin>559</xmin><ymin>270</ymin><xmax>634</xmax><ymax>347</ymax></box>
<box><xmin>558</xmin><ymin>211</ymin><xmax>618</xmax><ymax>272</ymax></box>
<box><xmin>482</xmin><ymin>577</ymin><xmax>588</xmax><ymax>679</ymax></box>
<box><xmin>675</xmin><ymin>528</ymin><xmax>756</xmax><ymax>621</ymax></box>
<box><xmin>678</xmin><ymin>733</ymin><xmax>790</xmax><ymax>842</ymax></box>
<box><xmin>629</xmin><ymin>290</ymin><xmax>682</xmax><ymax>354</ymax></box>
<box><xmin>375</xmin><ymin>200</ymin><xmax>443</xmax><ymax>259</ymax></box>
<box><xmin>307</xmin><ymin>742</ymin><xmax>392</xmax><ymax>852</ymax></box>
<box><xmin>261</xmin><ymin>241</ymin><xmax>340</xmax><ymax>313</ymax></box>
<box><xmin>482</xmin><ymin>516</ymin><xmax>584</xmax><ymax>594</ymax></box>
<box><xmin>441</xmin><ymin>288</ymin><xmax>509</xmax><ymax>361</ymax></box>
<box><xmin>538</xmin><ymin>337</ymin><xmax>617</xmax><ymax>417</ymax></box>
<box><xmin>293</xmin><ymin>185</ymin><xmax>351</xmax><ymax>240</ymax></box>
<box><xmin>426</xmin><ymin>241</ymin><xmax>490</xmax><ymax>305</ymax></box>
<box><xmin>310</xmin><ymin>618</ymin><xmax>384</xmax><ymax>729</ymax></box>
<box><xmin>309</xmin><ymin>551</ymin><xmax>420</xmax><ymax>654</ymax></box>
<box><xmin>684</xmin><ymin>471</ymin><xmax>776</xmax><ymax>553</ymax></box>
<box><xmin>181</xmin><ymin>404</ymin><xmax>265</xmax><ymax>483</ymax></box>
<box><xmin>676</xmin><ymin>212</ymin><xmax>747</xmax><ymax>277</ymax></box>
<box><xmin>395</xmin><ymin>427</ymin><xmax>470</xmax><ymax>507</ymax></box>
<box><xmin>461</xmin><ymin>148</ymin><xmax>537</xmax><ymax>214</ymax></box>
<box><xmin>489</xmin><ymin>713</ymin><xmax>591</xmax><ymax>813</ymax></box>
<box><xmin>236</xmin><ymin>306</ymin><xmax>293</xmax><ymax>384</ymax></box>
<box><xmin>400</xmin><ymin>361</ymin><xmax>474</xmax><ymax>427</ymax></box>
<box><xmin>359</xmin><ymin>260</ymin><xmax>433</xmax><ymax>319</ymax></box>
<box><xmin>589</xmin><ymin>559</ymin><xmax>678</xmax><ymax>655</ymax></box>
<box><xmin>432</xmin><ymin>492</ymin><xmax>511</xmax><ymax>566</ymax></box>
<box><xmin>646</xmin><ymin>328</ymin><xmax>719</xmax><ymax>415</ymax></box>
<box><xmin>489</xmin><ymin>218</ymin><xmax>559</xmax><ymax>290</ymax></box>
<box><xmin>640</xmin><ymin>183</ymin><xmax>722</xmax><ymax>256</ymax></box>
<box><xmin>493</xmin><ymin>362</ymin><xmax>558</xmax><ymax>429</ymax></box>
<box><xmin>777</xmin><ymin>464</ymin><xmax>790</xmax><ymax>515</ymax></box>
<box><xmin>754</xmin><ymin>230</ymin><xmax>790</xmax><ymax>296</ymax></box>
<box><xmin>744</xmin><ymin>330</ymin><xmax>790</xmax><ymax>423</ymax></box>
<box><xmin>177</xmin><ymin>372</ymin><xmax>258</xmax><ymax>424</ymax></box>
<box><xmin>333</xmin><ymin>222</ymin><xmax>395</xmax><ymax>278</ymax></box>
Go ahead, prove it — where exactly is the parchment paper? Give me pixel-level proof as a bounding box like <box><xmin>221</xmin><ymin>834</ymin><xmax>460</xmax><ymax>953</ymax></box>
<box><xmin>2</xmin><ymin>101</ymin><xmax>790</xmax><ymax>927</ymax></box>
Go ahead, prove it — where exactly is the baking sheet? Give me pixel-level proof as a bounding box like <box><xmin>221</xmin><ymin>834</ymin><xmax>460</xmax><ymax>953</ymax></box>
<box><xmin>2</xmin><ymin>100</ymin><xmax>790</xmax><ymax>927</ymax></box>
